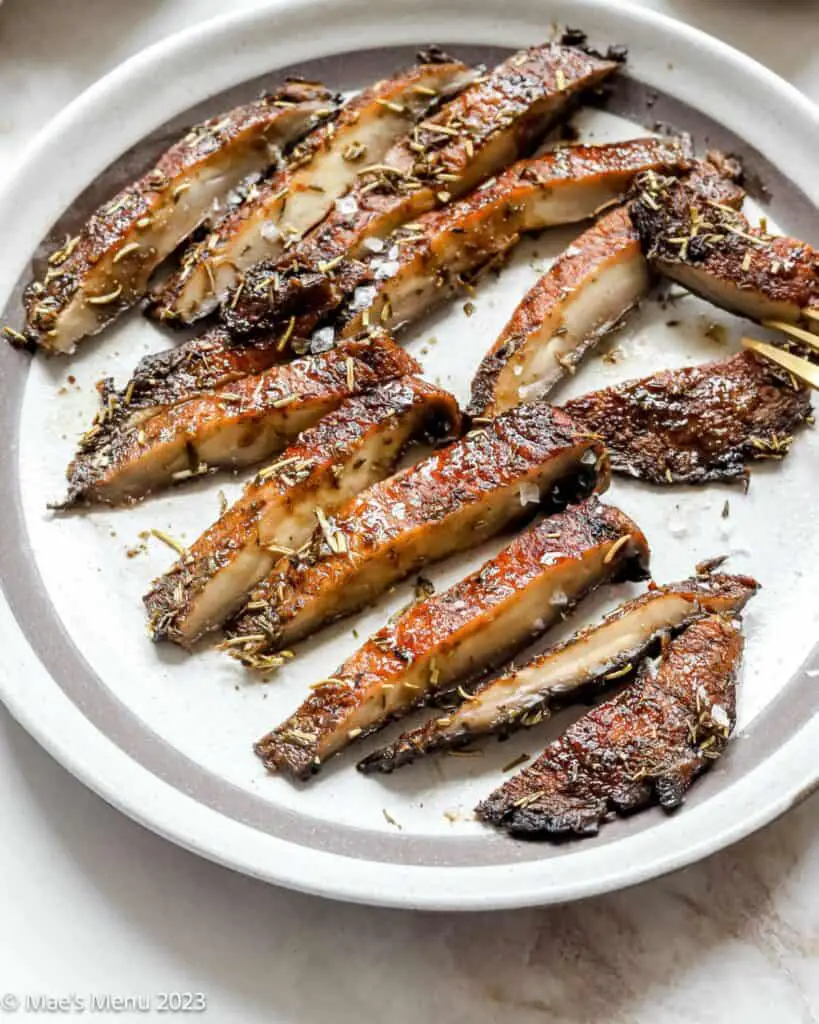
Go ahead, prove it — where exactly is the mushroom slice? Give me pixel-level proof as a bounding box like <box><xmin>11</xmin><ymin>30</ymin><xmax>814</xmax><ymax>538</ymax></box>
<box><xmin>226</xmin><ymin>401</ymin><xmax>609</xmax><ymax>664</ymax></box>
<box><xmin>151</xmin><ymin>59</ymin><xmax>474</xmax><ymax>324</ymax></box>
<box><xmin>469</xmin><ymin>204</ymin><xmax>646</xmax><ymax>417</ymax></box>
<box><xmin>564</xmin><ymin>350</ymin><xmax>811</xmax><ymax>485</ymax></box>
<box><xmin>359</xmin><ymin>573</ymin><xmax>757</xmax><ymax>772</ymax></box>
<box><xmin>255</xmin><ymin>497</ymin><xmax>649</xmax><ymax>779</ymax></box>
<box><xmin>144</xmin><ymin>376</ymin><xmax>459</xmax><ymax>647</ymax></box>
<box><xmin>95</xmin><ymin>326</ymin><xmax>296</xmax><ymax>432</ymax></box>
<box><xmin>223</xmin><ymin>41</ymin><xmax>622</xmax><ymax>338</ymax></box>
<box><xmin>337</xmin><ymin>136</ymin><xmax>691</xmax><ymax>338</ymax></box>
<box><xmin>63</xmin><ymin>330</ymin><xmax>417</xmax><ymax>505</ymax></box>
<box><xmin>122</xmin><ymin>134</ymin><xmax>684</xmax><ymax>415</ymax></box>
<box><xmin>631</xmin><ymin>170</ymin><xmax>819</xmax><ymax>328</ymax></box>
<box><xmin>20</xmin><ymin>81</ymin><xmax>335</xmax><ymax>354</ymax></box>
<box><xmin>476</xmin><ymin>615</ymin><xmax>744</xmax><ymax>838</ymax></box>
<box><xmin>468</xmin><ymin>162</ymin><xmax>745</xmax><ymax>419</ymax></box>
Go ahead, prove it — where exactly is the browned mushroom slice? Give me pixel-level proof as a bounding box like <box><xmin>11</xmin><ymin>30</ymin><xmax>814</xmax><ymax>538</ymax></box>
<box><xmin>150</xmin><ymin>59</ymin><xmax>474</xmax><ymax>324</ymax></box>
<box><xmin>468</xmin><ymin>204</ymin><xmax>645</xmax><ymax>418</ymax></box>
<box><xmin>337</xmin><ymin>136</ymin><xmax>691</xmax><ymax>338</ymax></box>
<box><xmin>631</xmin><ymin>170</ymin><xmax>819</xmax><ymax>328</ymax></box>
<box><xmin>118</xmin><ymin>134</ymin><xmax>685</xmax><ymax>417</ymax></box>
<box><xmin>144</xmin><ymin>376</ymin><xmax>460</xmax><ymax>647</ymax></box>
<box><xmin>223</xmin><ymin>41</ymin><xmax>622</xmax><ymax>339</ymax></box>
<box><xmin>20</xmin><ymin>81</ymin><xmax>335</xmax><ymax>354</ymax></box>
<box><xmin>563</xmin><ymin>350</ymin><xmax>811</xmax><ymax>485</ymax></box>
<box><xmin>359</xmin><ymin>573</ymin><xmax>757</xmax><ymax>772</ymax></box>
<box><xmin>226</xmin><ymin>401</ymin><xmax>610</xmax><ymax>664</ymax></box>
<box><xmin>255</xmin><ymin>497</ymin><xmax>649</xmax><ymax>779</ymax></box>
<box><xmin>467</xmin><ymin>162</ymin><xmax>746</xmax><ymax>419</ymax></box>
<box><xmin>476</xmin><ymin>615</ymin><xmax>743</xmax><ymax>837</ymax></box>
<box><xmin>62</xmin><ymin>331</ymin><xmax>417</xmax><ymax>505</ymax></box>
<box><xmin>96</xmin><ymin>326</ymin><xmax>296</xmax><ymax>432</ymax></box>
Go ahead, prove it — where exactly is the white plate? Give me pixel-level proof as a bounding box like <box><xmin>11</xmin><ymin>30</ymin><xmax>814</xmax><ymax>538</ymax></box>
<box><xmin>1</xmin><ymin>0</ymin><xmax>818</xmax><ymax>911</ymax></box>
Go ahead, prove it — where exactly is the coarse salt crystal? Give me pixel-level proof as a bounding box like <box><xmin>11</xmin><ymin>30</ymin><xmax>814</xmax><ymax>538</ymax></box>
<box><xmin>374</xmin><ymin>259</ymin><xmax>400</xmax><ymax>280</ymax></box>
<box><xmin>711</xmin><ymin>704</ymin><xmax>730</xmax><ymax>729</ymax></box>
<box><xmin>311</xmin><ymin>326</ymin><xmax>336</xmax><ymax>352</ymax></box>
<box><xmin>335</xmin><ymin>195</ymin><xmax>359</xmax><ymax>216</ymax></box>
<box><xmin>260</xmin><ymin>221</ymin><xmax>281</xmax><ymax>243</ymax></box>
<box><xmin>351</xmin><ymin>285</ymin><xmax>377</xmax><ymax>310</ymax></box>
<box><xmin>519</xmin><ymin>482</ymin><xmax>540</xmax><ymax>506</ymax></box>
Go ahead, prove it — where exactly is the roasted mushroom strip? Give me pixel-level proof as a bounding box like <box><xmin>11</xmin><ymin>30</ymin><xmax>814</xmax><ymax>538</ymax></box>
<box><xmin>21</xmin><ymin>81</ymin><xmax>335</xmax><ymax>354</ymax></box>
<box><xmin>63</xmin><ymin>331</ymin><xmax>417</xmax><ymax>505</ymax></box>
<box><xmin>631</xmin><ymin>170</ymin><xmax>819</xmax><ymax>328</ymax></box>
<box><xmin>223</xmin><ymin>41</ymin><xmax>622</xmax><ymax>339</ymax></box>
<box><xmin>564</xmin><ymin>350</ymin><xmax>811</xmax><ymax>485</ymax></box>
<box><xmin>477</xmin><ymin>615</ymin><xmax>744</xmax><ymax>837</ymax></box>
<box><xmin>151</xmin><ymin>59</ymin><xmax>474</xmax><ymax>324</ymax></box>
<box><xmin>468</xmin><ymin>163</ymin><xmax>745</xmax><ymax>418</ymax></box>
<box><xmin>360</xmin><ymin>573</ymin><xmax>757</xmax><ymax>772</ymax></box>
<box><xmin>255</xmin><ymin>497</ymin><xmax>649</xmax><ymax>779</ymax></box>
<box><xmin>110</xmin><ymin>134</ymin><xmax>684</xmax><ymax>419</ymax></box>
<box><xmin>227</xmin><ymin>402</ymin><xmax>610</xmax><ymax>663</ymax></box>
<box><xmin>337</xmin><ymin>137</ymin><xmax>691</xmax><ymax>339</ymax></box>
<box><xmin>144</xmin><ymin>377</ymin><xmax>460</xmax><ymax>647</ymax></box>
<box><xmin>469</xmin><ymin>204</ymin><xmax>645</xmax><ymax>417</ymax></box>
<box><xmin>95</xmin><ymin>326</ymin><xmax>296</xmax><ymax>433</ymax></box>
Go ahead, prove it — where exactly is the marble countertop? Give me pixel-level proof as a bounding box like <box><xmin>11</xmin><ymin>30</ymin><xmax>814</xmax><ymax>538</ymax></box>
<box><xmin>1</xmin><ymin>1</ymin><xmax>817</xmax><ymax>1020</ymax></box>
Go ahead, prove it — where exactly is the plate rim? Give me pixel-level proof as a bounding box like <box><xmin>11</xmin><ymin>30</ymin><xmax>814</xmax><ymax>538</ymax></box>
<box><xmin>1</xmin><ymin>0</ymin><xmax>818</xmax><ymax>910</ymax></box>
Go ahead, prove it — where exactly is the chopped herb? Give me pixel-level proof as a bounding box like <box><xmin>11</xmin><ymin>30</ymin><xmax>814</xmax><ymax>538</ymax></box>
<box><xmin>276</xmin><ymin>315</ymin><xmax>297</xmax><ymax>351</ymax></box>
<box><xmin>342</xmin><ymin>141</ymin><xmax>367</xmax><ymax>162</ymax></box>
<box><xmin>502</xmin><ymin>753</ymin><xmax>530</xmax><ymax>773</ymax></box>
<box><xmin>271</xmin><ymin>392</ymin><xmax>296</xmax><ymax>408</ymax></box>
<box><xmin>2</xmin><ymin>326</ymin><xmax>28</xmax><ymax>346</ymax></box>
<box><xmin>376</xmin><ymin>99</ymin><xmax>406</xmax><ymax>113</ymax></box>
<box><xmin>704</xmin><ymin>322</ymin><xmax>727</xmax><ymax>344</ymax></box>
<box><xmin>87</xmin><ymin>283</ymin><xmax>123</xmax><ymax>305</ymax></box>
<box><xmin>317</xmin><ymin>254</ymin><xmax>344</xmax><ymax>273</ymax></box>
<box><xmin>150</xmin><ymin>528</ymin><xmax>186</xmax><ymax>555</ymax></box>
<box><xmin>603</xmin><ymin>534</ymin><xmax>632</xmax><ymax>564</ymax></box>
<box><xmin>603</xmin><ymin>662</ymin><xmax>633</xmax><ymax>681</ymax></box>
<box><xmin>382</xmin><ymin>808</ymin><xmax>402</xmax><ymax>829</ymax></box>
<box><xmin>112</xmin><ymin>242</ymin><xmax>141</xmax><ymax>264</ymax></box>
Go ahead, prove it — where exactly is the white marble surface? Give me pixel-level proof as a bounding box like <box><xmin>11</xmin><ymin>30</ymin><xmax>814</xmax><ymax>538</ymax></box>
<box><xmin>0</xmin><ymin>1</ymin><xmax>818</xmax><ymax>1020</ymax></box>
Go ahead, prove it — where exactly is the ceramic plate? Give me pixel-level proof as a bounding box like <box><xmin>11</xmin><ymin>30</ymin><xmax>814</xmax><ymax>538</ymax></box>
<box><xmin>1</xmin><ymin>0</ymin><xmax>818</xmax><ymax>910</ymax></box>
